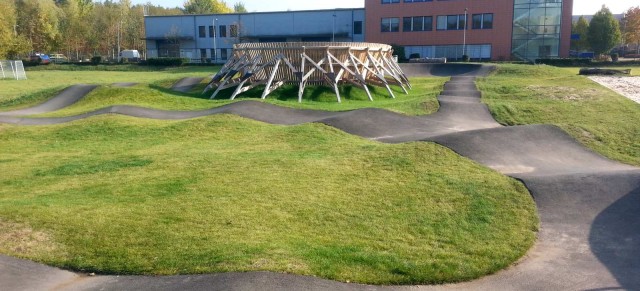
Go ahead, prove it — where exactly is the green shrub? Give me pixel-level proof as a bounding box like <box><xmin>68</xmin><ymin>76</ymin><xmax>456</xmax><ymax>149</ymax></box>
<box><xmin>391</xmin><ymin>44</ymin><xmax>406</xmax><ymax>62</ymax></box>
<box><xmin>143</xmin><ymin>58</ymin><xmax>188</xmax><ymax>67</ymax></box>
<box><xmin>90</xmin><ymin>56</ymin><xmax>102</xmax><ymax>65</ymax></box>
<box><xmin>535</xmin><ymin>58</ymin><xmax>592</xmax><ymax>66</ymax></box>
<box><xmin>610</xmin><ymin>53</ymin><xmax>619</xmax><ymax>62</ymax></box>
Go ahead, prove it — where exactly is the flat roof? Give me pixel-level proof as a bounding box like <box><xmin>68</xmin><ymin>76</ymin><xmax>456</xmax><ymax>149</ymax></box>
<box><xmin>144</xmin><ymin>7</ymin><xmax>364</xmax><ymax>18</ymax></box>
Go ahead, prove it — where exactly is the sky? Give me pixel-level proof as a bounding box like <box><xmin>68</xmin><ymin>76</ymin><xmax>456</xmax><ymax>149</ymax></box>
<box><xmin>131</xmin><ymin>0</ymin><xmax>638</xmax><ymax>15</ymax></box>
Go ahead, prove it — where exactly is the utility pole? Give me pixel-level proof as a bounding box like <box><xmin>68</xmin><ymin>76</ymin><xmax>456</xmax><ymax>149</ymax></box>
<box><xmin>463</xmin><ymin>8</ymin><xmax>467</xmax><ymax>59</ymax></box>
<box><xmin>213</xmin><ymin>18</ymin><xmax>218</xmax><ymax>63</ymax></box>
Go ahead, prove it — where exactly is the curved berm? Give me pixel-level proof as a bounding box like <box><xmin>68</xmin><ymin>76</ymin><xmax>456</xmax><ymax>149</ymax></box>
<box><xmin>0</xmin><ymin>64</ymin><xmax>638</xmax><ymax>290</ymax></box>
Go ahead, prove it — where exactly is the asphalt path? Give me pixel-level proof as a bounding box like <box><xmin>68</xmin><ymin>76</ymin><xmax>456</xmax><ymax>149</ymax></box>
<box><xmin>0</xmin><ymin>64</ymin><xmax>638</xmax><ymax>290</ymax></box>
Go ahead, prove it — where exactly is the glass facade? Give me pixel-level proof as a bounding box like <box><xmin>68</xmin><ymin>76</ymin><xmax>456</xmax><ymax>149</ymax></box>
<box><xmin>512</xmin><ymin>0</ymin><xmax>563</xmax><ymax>60</ymax></box>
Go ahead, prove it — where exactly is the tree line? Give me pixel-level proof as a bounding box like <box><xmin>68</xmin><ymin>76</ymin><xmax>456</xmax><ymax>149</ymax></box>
<box><xmin>572</xmin><ymin>5</ymin><xmax>640</xmax><ymax>56</ymax></box>
<box><xmin>0</xmin><ymin>0</ymin><xmax>246</xmax><ymax>61</ymax></box>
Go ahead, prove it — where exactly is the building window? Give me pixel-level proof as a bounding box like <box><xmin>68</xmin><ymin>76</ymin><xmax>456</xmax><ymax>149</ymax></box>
<box><xmin>198</xmin><ymin>26</ymin><xmax>206</xmax><ymax>38</ymax></box>
<box><xmin>210</xmin><ymin>49</ymin><xmax>216</xmax><ymax>60</ymax></box>
<box><xmin>437</xmin><ymin>15</ymin><xmax>466</xmax><ymax>30</ymax></box>
<box><xmin>209</xmin><ymin>25</ymin><xmax>215</xmax><ymax>37</ymax></box>
<box><xmin>230</xmin><ymin>25</ymin><xmax>238</xmax><ymax>37</ymax></box>
<box><xmin>404</xmin><ymin>0</ymin><xmax>432</xmax><ymax>2</ymax></box>
<box><xmin>472</xmin><ymin>13</ymin><xmax>493</xmax><ymax>29</ymax></box>
<box><xmin>381</xmin><ymin>17</ymin><xmax>400</xmax><ymax>32</ymax></box>
<box><xmin>403</xmin><ymin>16</ymin><xmax>433</xmax><ymax>32</ymax></box>
<box><xmin>220</xmin><ymin>48</ymin><xmax>228</xmax><ymax>60</ymax></box>
<box><xmin>200</xmin><ymin>49</ymin><xmax>206</xmax><ymax>58</ymax></box>
<box><xmin>353</xmin><ymin>21</ymin><xmax>363</xmax><ymax>35</ymax></box>
<box><xmin>219</xmin><ymin>25</ymin><xmax>227</xmax><ymax>37</ymax></box>
<box><xmin>511</xmin><ymin>2</ymin><xmax>562</xmax><ymax>61</ymax></box>
<box><xmin>381</xmin><ymin>0</ymin><xmax>399</xmax><ymax>3</ymax></box>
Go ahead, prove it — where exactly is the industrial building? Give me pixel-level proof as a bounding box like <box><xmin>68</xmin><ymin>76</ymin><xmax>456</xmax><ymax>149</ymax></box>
<box><xmin>144</xmin><ymin>9</ymin><xmax>365</xmax><ymax>62</ymax></box>
<box><xmin>143</xmin><ymin>0</ymin><xmax>573</xmax><ymax>62</ymax></box>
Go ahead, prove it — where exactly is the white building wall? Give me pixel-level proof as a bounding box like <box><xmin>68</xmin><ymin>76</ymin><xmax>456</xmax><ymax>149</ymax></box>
<box><xmin>144</xmin><ymin>8</ymin><xmax>366</xmax><ymax>62</ymax></box>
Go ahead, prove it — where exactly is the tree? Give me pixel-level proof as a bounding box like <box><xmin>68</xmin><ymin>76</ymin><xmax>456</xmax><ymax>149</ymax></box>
<box><xmin>233</xmin><ymin>2</ymin><xmax>247</xmax><ymax>13</ymax></box>
<box><xmin>15</xmin><ymin>0</ymin><xmax>62</xmax><ymax>53</ymax></box>
<box><xmin>183</xmin><ymin>0</ymin><xmax>232</xmax><ymax>14</ymax></box>
<box><xmin>571</xmin><ymin>16</ymin><xmax>590</xmax><ymax>51</ymax></box>
<box><xmin>145</xmin><ymin>4</ymin><xmax>184</xmax><ymax>16</ymax></box>
<box><xmin>622</xmin><ymin>6</ymin><xmax>640</xmax><ymax>54</ymax></box>
<box><xmin>587</xmin><ymin>5</ymin><xmax>622</xmax><ymax>55</ymax></box>
<box><xmin>0</xmin><ymin>0</ymin><xmax>31</xmax><ymax>59</ymax></box>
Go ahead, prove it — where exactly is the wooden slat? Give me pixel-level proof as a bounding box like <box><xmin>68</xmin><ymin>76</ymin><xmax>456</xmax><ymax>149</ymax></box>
<box><xmin>204</xmin><ymin>42</ymin><xmax>410</xmax><ymax>102</ymax></box>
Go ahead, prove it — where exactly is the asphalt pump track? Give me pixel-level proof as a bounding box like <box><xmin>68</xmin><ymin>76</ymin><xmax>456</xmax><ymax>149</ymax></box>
<box><xmin>0</xmin><ymin>64</ymin><xmax>638</xmax><ymax>290</ymax></box>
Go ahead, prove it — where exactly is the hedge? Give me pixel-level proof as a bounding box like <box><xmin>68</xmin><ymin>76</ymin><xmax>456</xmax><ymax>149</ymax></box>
<box><xmin>535</xmin><ymin>58</ymin><xmax>593</xmax><ymax>66</ymax></box>
<box><xmin>141</xmin><ymin>58</ymin><xmax>189</xmax><ymax>66</ymax></box>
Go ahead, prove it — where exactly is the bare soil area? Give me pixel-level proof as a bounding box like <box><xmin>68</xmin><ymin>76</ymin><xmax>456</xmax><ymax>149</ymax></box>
<box><xmin>588</xmin><ymin>76</ymin><xmax>640</xmax><ymax>104</ymax></box>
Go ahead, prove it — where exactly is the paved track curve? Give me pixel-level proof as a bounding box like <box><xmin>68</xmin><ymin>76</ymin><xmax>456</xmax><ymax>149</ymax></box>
<box><xmin>0</xmin><ymin>64</ymin><xmax>638</xmax><ymax>290</ymax></box>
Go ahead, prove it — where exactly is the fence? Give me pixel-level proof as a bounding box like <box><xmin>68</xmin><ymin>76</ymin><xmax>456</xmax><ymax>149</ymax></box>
<box><xmin>0</xmin><ymin>60</ymin><xmax>27</xmax><ymax>80</ymax></box>
<box><xmin>146</xmin><ymin>48</ymin><xmax>231</xmax><ymax>64</ymax></box>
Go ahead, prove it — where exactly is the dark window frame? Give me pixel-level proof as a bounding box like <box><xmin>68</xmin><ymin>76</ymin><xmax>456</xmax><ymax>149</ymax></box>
<box><xmin>403</xmin><ymin>16</ymin><xmax>433</xmax><ymax>32</ymax></box>
<box><xmin>381</xmin><ymin>17</ymin><xmax>400</xmax><ymax>32</ymax></box>
<box><xmin>472</xmin><ymin>13</ymin><xmax>493</xmax><ymax>29</ymax></box>
<box><xmin>353</xmin><ymin>21</ymin><xmax>363</xmax><ymax>35</ymax></box>
<box><xmin>437</xmin><ymin>14</ymin><xmax>466</xmax><ymax>31</ymax></box>
<box><xmin>219</xmin><ymin>25</ymin><xmax>227</xmax><ymax>37</ymax></box>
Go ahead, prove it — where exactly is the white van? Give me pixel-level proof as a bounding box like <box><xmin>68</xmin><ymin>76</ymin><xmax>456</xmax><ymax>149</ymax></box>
<box><xmin>119</xmin><ymin>50</ymin><xmax>141</xmax><ymax>62</ymax></box>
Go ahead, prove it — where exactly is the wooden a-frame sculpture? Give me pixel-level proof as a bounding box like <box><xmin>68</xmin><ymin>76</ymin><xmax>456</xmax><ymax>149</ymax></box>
<box><xmin>203</xmin><ymin>42</ymin><xmax>411</xmax><ymax>103</ymax></box>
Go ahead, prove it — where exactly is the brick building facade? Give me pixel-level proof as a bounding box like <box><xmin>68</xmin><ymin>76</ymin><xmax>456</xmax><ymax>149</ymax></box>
<box><xmin>365</xmin><ymin>0</ymin><xmax>573</xmax><ymax>61</ymax></box>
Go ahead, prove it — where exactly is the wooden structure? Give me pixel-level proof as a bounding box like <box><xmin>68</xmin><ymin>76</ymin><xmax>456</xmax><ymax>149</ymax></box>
<box><xmin>203</xmin><ymin>42</ymin><xmax>411</xmax><ymax>102</ymax></box>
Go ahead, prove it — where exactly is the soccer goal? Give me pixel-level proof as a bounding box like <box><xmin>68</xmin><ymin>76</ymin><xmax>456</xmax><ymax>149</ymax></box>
<box><xmin>0</xmin><ymin>60</ymin><xmax>27</xmax><ymax>80</ymax></box>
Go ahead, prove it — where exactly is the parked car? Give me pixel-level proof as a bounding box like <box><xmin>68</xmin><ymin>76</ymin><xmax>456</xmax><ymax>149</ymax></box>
<box><xmin>49</xmin><ymin>53</ymin><xmax>68</xmax><ymax>63</ymax></box>
<box><xmin>119</xmin><ymin>50</ymin><xmax>141</xmax><ymax>63</ymax></box>
<box><xmin>30</xmin><ymin>53</ymin><xmax>50</xmax><ymax>64</ymax></box>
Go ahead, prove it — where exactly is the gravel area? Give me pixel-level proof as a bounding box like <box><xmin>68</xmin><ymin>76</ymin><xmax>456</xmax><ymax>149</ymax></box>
<box><xmin>589</xmin><ymin>76</ymin><xmax>640</xmax><ymax>104</ymax></box>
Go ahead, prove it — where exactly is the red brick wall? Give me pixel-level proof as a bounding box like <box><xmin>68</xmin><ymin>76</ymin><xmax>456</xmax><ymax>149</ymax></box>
<box><xmin>560</xmin><ymin>0</ymin><xmax>574</xmax><ymax>58</ymax></box>
<box><xmin>365</xmin><ymin>0</ymin><xmax>573</xmax><ymax>60</ymax></box>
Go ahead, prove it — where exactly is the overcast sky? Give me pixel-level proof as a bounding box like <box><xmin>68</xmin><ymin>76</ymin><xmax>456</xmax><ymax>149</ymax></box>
<box><xmin>132</xmin><ymin>0</ymin><xmax>637</xmax><ymax>15</ymax></box>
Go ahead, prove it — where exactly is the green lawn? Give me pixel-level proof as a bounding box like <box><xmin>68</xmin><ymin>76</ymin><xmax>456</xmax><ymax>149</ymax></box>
<box><xmin>5</xmin><ymin>63</ymin><xmax>636</xmax><ymax>284</ymax></box>
<box><xmin>478</xmin><ymin>64</ymin><xmax>640</xmax><ymax>166</ymax></box>
<box><xmin>0</xmin><ymin>115</ymin><xmax>538</xmax><ymax>284</ymax></box>
<box><xmin>30</xmin><ymin>78</ymin><xmax>443</xmax><ymax>118</ymax></box>
<box><xmin>2</xmin><ymin>65</ymin><xmax>445</xmax><ymax>116</ymax></box>
<box><xmin>0</xmin><ymin>66</ymin><xmax>213</xmax><ymax>110</ymax></box>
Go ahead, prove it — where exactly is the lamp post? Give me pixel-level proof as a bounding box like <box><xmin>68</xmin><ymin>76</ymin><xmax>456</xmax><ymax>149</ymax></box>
<box><xmin>332</xmin><ymin>13</ymin><xmax>336</xmax><ymax>42</ymax></box>
<box><xmin>213</xmin><ymin>18</ymin><xmax>218</xmax><ymax>63</ymax></box>
<box><xmin>463</xmin><ymin>8</ymin><xmax>468</xmax><ymax>59</ymax></box>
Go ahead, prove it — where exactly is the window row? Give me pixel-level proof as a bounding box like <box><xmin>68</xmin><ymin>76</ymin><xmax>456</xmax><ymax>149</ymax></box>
<box><xmin>198</xmin><ymin>25</ymin><xmax>238</xmax><ymax>38</ymax></box>
<box><xmin>200</xmin><ymin>48</ymin><xmax>229</xmax><ymax>60</ymax></box>
<box><xmin>382</xmin><ymin>14</ymin><xmax>493</xmax><ymax>32</ymax></box>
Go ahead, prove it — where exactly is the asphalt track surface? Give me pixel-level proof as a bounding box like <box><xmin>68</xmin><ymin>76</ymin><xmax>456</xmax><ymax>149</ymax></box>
<box><xmin>0</xmin><ymin>64</ymin><xmax>638</xmax><ymax>290</ymax></box>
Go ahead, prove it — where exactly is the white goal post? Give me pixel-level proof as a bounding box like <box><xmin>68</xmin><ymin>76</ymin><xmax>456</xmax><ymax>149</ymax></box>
<box><xmin>0</xmin><ymin>60</ymin><xmax>27</xmax><ymax>80</ymax></box>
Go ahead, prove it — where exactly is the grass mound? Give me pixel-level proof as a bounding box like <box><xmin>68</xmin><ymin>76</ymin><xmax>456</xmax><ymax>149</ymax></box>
<box><xmin>478</xmin><ymin>64</ymin><xmax>640</xmax><ymax>166</ymax></box>
<box><xmin>0</xmin><ymin>115</ymin><xmax>538</xmax><ymax>284</ymax></box>
<box><xmin>29</xmin><ymin>77</ymin><xmax>444</xmax><ymax>118</ymax></box>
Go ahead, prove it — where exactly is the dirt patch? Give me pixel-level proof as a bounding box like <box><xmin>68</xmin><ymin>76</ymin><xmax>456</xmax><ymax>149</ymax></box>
<box><xmin>0</xmin><ymin>219</ymin><xmax>62</xmax><ymax>257</ymax></box>
<box><xmin>588</xmin><ymin>76</ymin><xmax>640</xmax><ymax>104</ymax></box>
<box><xmin>526</xmin><ymin>85</ymin><xmax>600</xmax><ymax>101</ymax></box>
